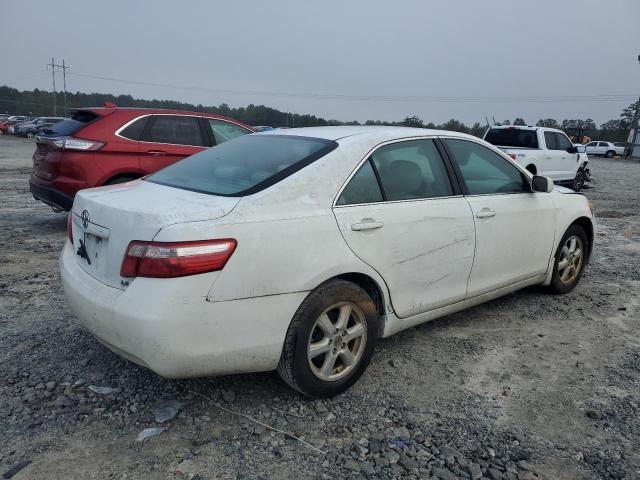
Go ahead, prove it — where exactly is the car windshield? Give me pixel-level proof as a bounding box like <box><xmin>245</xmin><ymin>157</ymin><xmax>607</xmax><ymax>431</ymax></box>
<box><xmin>484</xmin><ymin>128</ymin><xmax>539</xmax><ymax>149</ymax></box>
<box><xmin>146</xmin><ymin>134</ymin><xmax>338</xmax><ymax>196</ymax></box>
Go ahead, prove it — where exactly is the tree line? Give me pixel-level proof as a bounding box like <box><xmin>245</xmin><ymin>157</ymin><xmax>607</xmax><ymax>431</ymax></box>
<box><xmin>1</xmin><ymin>85</ymin><xmax>637</xmax><ymax>142</ymax></box>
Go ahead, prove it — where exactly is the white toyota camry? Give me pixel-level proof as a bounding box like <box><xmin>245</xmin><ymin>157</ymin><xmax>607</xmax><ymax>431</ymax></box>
<box><xmin>61</xmin><ymin>127</ymin><xmax>594</xmax><ymax>397</ymax></box>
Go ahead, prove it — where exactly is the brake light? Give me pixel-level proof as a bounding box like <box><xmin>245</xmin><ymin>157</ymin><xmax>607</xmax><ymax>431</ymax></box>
<box><xmin>67</xmin><ymin>213</ymin><xmax>73</xmax><ymax>243</ymax></box>
<box><xmin>120</xmin><ymin>239</ymin><xmax>237</xmax><ymax>278</ymax></box>
<box><xmin>507</xmin><ymin>153</ymin><xmax>517</xmax><ymax>161</ymax></box>
<box><xmin>52</xmin><ymin>137</ymin><xmax>105</xmax><ymax>151</ymax></box>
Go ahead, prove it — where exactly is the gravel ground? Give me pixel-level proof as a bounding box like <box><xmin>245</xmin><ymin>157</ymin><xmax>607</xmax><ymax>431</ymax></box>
<box><xmin>1</xmin><ymin>134</ymin><xmax>639</xmax><ymax>480</ymax></box>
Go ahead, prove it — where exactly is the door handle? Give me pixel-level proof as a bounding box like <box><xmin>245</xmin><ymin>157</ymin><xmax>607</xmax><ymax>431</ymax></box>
<box><xmin>476</xmin><ymin>208</ymin><xmax>496</xmax><ymax>219</ymax></box>
<box><xmin>147</xmin><ymin>150</ymin><xmax>166</xmax><ymax>156</ymax></box>
<box><xmin>351</xmin><ymin>220</ymin><xmax>384</xmax><ymax>231</ymax></box>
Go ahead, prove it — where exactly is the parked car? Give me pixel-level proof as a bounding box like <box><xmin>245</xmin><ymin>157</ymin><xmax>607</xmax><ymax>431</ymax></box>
<box><xmin>0</xmin><ymin>117</ymin><xmax>29</xmax><ymax>135</ymax></box>
<box><xmin>61</xmin><ymin>126</ymin><xmax>594</xmax><ymax>397</ymax></box>
<box><xmin>16</xmin><ymin>117</ymin><xmax>65</xmax><ymax>138</ymax></box>
<box><xmin>29</xmin><ymin>106</ymin><xmax>254</xmax><ymax>211</ymax></box>
<box><xmin>584</xmin><ymin>141</ymin><xmax>618</xmax><ymax>158</ymax></box>
<box><xmin>484</xmin><ymin>125</ymin><xmax>590</xmax><ymax>191</ymax></box>
<box><xmin>612</xmin><ymin>142</ymin><xmax>628</xmax><ymax>157</ymax></box>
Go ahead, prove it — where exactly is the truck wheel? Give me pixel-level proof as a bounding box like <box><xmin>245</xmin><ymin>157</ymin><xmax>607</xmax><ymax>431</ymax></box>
<box><xmin>277</xmin><ymin>280</ymin><xmax>378</xmax><ymax>397</ymax></box>
<box><xmin>605</xmin><ymin>150</ymin><xmax>615</xmax><ymax>158</ymax></box>
<box><xmin>572</xmin><ymin>170</ymin><xmax>586</xmax><ymax>191</ymax></box>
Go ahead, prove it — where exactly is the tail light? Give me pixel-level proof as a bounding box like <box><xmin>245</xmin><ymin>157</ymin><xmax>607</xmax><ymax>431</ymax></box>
<box><xmin>51</xmin><ymin>137</ymin><xmax>105</xmax><ymax>151</ymax></box>
<box><xmin>67</xmin><ymin>213</ymin><xmax>73</xmax><ymax>243</ymax></box>
<box><xmin>507</xmin><ymin>153</ymin><xmax>517</xmax><ymax>161</ymax></box>
<box><xmin>120</xmin><ymin>239</ymin><xmax>237</xmax><ymax>278</ymax></box>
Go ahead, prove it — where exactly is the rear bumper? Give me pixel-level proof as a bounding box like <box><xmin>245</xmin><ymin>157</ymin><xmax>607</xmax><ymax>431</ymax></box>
<box><xmin>29</xmin><ymin>177</ymin><xmax>73</xmax><ymax>211</ymax></box>
<box><xmin>59</xmin><ymin>242</ymin><xmax>307</xmax><ymax>378</ymax></box>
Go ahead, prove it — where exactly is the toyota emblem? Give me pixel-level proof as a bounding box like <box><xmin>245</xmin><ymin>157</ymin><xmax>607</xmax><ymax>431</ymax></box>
<box><xmin>81</xmin><ymin>210</ymin><xmax>90</xmax><ymax>229</ymax></box>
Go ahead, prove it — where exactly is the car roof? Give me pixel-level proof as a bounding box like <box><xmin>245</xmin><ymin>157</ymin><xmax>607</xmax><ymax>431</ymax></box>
<box><xmin>257</xmin><ymin>125</ymin><xmax>477</xmax><ymax>142</ymax></box>
<box><xmin>76</xmin><ymin>106</ymin><xmax>244</xmax><ymax>120</ymax></box>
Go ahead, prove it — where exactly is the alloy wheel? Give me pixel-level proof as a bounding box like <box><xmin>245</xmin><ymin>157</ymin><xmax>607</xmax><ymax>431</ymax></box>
<box><xmin>557</xmin><ymin>235</ymin><xmax>584</xmax><ymax>285</ymax></box>
<box><xmin>307</xmin><ymin>302</ymin><xmax>367</xmax><ymax>381</ymax></box>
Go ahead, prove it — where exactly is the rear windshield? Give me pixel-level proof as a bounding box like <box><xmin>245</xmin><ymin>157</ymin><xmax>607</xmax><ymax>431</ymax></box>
<box><xmin>146</xmin><ymin>134</ymin><xmax>338</xmax><ymax>196</ymax></box>
<box><xmin>44</xmin><ymin>110</ymin><xmax>99</xmax><ymax>136</ymax></box>
<box><xmin>484</xmin><ymin>128</ymin><xmax>539</xmax><ymax>149</ymax></box>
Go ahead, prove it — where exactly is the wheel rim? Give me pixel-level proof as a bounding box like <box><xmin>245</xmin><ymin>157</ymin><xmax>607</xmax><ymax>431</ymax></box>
<box><xmin>26</xmin><ymin>132</ymin><xmax>33</xmax><ymax>138</ymax></box>
<box><xmin>307</xmin><ymin>301</ymin><xmax>367</xmax><ymax>382</ymax></box>
<box><xmin>557</xmin><ymin>235</ymin><xmax>585</xmax><ymax>285</ymax></box>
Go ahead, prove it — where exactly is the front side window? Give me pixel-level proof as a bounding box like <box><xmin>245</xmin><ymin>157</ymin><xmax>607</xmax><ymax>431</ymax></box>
<box><xmin>337</xmin><ymin>160</ymin><xmax>383</xmax><ymax>205</ymax></box>
<box><xmin>147</xmin><ymin>134</ymin><xmax>337</xmax><ymax>196</ymax></box>
<box><xmin>544</xmin><ymin>131</ymin><xmax>557</xmax><ymax>150</ymax></box>
<box><xmin>586</xmin><ymin>142</ymin><xmax>597</xmax><ymax>147</ymax></box>
<box><xmin>598</xmin><ymin>142</ymin><xmax>608</xmax><ymax>147</ymax></box>
<box><xmin>145</xmin><ymin>115</ymin><xmax>205</xmax><ymax>146</ymax></box>
<box><xmin>208</xmin><ymin>119</ymin><xmax>251</xmax><ymax>144</ymax></box>
<box><xmin>370</xmin><ymin>139</ymin><xmax>453</xmax><ymax>201</ymax></box>
<box><xmin>555</xmin><ymin>133</ymin><xmax>572</xmax><ymax>151</ymax></box>
<box><xmin>444</xmin><ymin>139</ymin><xmax>527</xmax><ymax>195</ymax></box>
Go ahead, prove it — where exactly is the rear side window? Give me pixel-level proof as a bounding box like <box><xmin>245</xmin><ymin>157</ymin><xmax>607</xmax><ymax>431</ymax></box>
<box><xmin>147</xmin><ymin>134</ymin><xmax>337</xmax><ymax>196</ymax></box>
<box><xmin>445</xmin><ymin>139</ymin><xmax>527</xmax><ymax>195</ymax></box>
<box><xmin>337</xmin><ymin>160</ymin><xmax>383</xmax><ymax>205</ymax></box>
<box><xmin>46</xmin><ymin>110</ymin><xmax>99</xmax><ymax>136</ymax></box>
<box><xmin>208</xmin><ymin>119</ymin><xmax>251</xmax><ymax>144</ymax></box>
<box><xmin>119</xmin><ymin>116</ymin><xmax>149</xmax><ymax>141</ymax></box>
<box><xmin>544</xmin><ymin>131</ymin><xmax>557</xmax><ymax>150</ymax></box>
<box><xmin>371</xmin><ymin>139</ymin><xmax>453</xmax><ymax>200</ymax></box>
<box><xmin>145</xmin><ymin>115</ymin><xmax>205</xmax><ymax>147</ymax></box>
<box><xmin>484</xmin><ymin>128</ymin><xmax>539</xmax><ymax>148</ymax></box>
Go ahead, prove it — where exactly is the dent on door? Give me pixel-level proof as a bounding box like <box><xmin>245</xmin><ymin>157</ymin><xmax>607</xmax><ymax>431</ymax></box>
<box><xmin>333</xmin><ymin>197</ymin><xmax>476</xmax><ymax>318</ymax></box>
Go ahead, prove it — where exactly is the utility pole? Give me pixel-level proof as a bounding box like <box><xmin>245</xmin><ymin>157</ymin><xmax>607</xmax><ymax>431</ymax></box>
<box><xmin>47</xmin><ymin>57</ymin><xmax>57</xmax><ymax>116</ymax></box>
<box><xmin>46</xmin><ymin>58</ymin><xmax>70</xmax><ymax>116</ymax></box>
<box><xmin>61</xmin><ymin>59</ymin><xmax>69</xmax><ymax>116</ymax></box>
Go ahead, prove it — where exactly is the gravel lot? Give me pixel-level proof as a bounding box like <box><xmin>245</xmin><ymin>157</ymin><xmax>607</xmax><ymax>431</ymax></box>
<box><xmin>1</xmin><ymin>134</ymin><xmax>639</xmax><ymax>480</ymax></box>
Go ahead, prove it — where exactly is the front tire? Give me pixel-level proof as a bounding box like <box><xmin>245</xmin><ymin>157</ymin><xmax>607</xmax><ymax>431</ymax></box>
<box><xmin>605</xmin><ymin>150</ymin><xmax>615</xmax><ymax>158</ymax></box>
<box><xmin>277</xmin><ymin>280</ymin><xmax>378</xmax><ymax>397</ymax></box>
<box><xmin>572</xmin><ymin>170</ymin><xmax>586</xmax><ymax>191</ymax></box>
<box><xmin>26</xmin><ymin>132</ymin><xmax>34</xmax><ymax>139</ymax></box>
<box><xmin>549</xmin><ymin>224</ymin><xmax>589</xmax><ymax>294</ymax></box>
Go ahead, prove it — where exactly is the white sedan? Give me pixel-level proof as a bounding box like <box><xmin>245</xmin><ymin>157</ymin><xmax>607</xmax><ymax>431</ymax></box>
<box><xmin>585</xmin><ymin>141</ymin><xmax>618</xmax><ymax>158</ymax></box>
<box><xmin>61</xmin><ymin>127</ymin><xmax>594</xmax><ymax>397</ymax></box>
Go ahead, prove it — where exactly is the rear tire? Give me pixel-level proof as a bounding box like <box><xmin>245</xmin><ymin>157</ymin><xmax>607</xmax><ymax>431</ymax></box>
<box><xmin>277</xmin><ymin>280</ymin><xmax>378</xmax><ymax>397</ymax></box>
<box><xmin>548</xmin><ymin>224</ymin><xmax>589</xmax><ymax>294</ymax></box>
<box><xmin>605</xmin><ymin>150</ymin><xmax>615</xmax><ymax>158</ymax></box>
<box><xmin>26</xmin><ymin>132</ymin><xmax>34</xmax><ymax>139</ymax></box>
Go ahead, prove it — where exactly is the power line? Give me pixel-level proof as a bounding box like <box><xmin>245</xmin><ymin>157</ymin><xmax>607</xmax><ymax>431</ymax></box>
<box><xmin>67</xmin><ymin>71</ymin><xmax>637</xmax><ymax>104</ymax></box>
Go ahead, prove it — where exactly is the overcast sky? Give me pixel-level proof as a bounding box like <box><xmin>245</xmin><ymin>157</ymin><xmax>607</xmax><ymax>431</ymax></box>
<box><xmin>1</xmin><ymin>0</ymin><xmax>638</xmax><ymax>125</ymax></box>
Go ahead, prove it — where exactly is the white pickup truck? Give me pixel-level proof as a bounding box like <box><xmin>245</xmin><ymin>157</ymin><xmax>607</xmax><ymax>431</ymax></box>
<box><xmin>484</xmin><ymin>125</ymin><xmax>590</xmax><ymax>191</ymax></box>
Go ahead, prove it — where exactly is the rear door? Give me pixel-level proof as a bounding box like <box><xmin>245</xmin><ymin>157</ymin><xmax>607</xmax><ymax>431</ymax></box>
<box><xmin>138</xmin><ymin>115</ymin><xmax>208</xmax><ymax>173</ymax></box>
<box><xmin>442</xmin><ymin>138</ymin><xmax>555</xmax><ymax>297</ymax></box>
<box><xmin>333</xmin><ymin>138</ymin><xmax>475</xmax><ymax>318</ymax></box>
<box><xmin>542</xmin><ymin>130</ymin><xmax>563</xmax><ymax>180</ymax></box>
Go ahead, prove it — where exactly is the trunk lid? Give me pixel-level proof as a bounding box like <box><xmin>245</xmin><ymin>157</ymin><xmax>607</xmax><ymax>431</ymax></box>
<box><xmin>70</xmin><ymin>180</ymin><xmax>240</xmax><ymax>289</ymax></box>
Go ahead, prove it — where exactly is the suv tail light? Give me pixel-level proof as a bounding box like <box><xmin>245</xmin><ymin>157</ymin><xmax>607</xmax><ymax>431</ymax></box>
<box><xmin>507</xmin><ymin>153</ymin><xmax>517</xmax><ymax>161</ymax></box>
<box><xmin>120</xmin><ymin>239</ymin><xmax>237</xmax><ymax>278</ymax></box>
<box><xmin>52</xmin><ymin>137</ymin><xmax>105</xmax><ymax>151</ymax></box>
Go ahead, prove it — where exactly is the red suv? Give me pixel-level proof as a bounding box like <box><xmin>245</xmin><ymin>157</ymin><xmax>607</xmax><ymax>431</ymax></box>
<box><xmin>29</xmin><ymin>106</ymin><xmax>254</xmax><ymax>211</ymax></box>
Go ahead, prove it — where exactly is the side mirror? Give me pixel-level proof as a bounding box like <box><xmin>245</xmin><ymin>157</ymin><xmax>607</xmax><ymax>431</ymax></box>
<box><xmin>532</xmin><ymin>175</ymin><xmax>554</xmax><ymax>193</ymax></box>
<box><xmin>566</xmin><ymin>146</ymin><xmax>578</xmax><ymax>154</ymax></box>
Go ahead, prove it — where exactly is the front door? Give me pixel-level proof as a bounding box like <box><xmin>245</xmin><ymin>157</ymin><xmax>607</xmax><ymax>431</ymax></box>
<box><xmin>442</xmin><ymin>138</ymin><xmax>556</xmax><ymax>297</ymax></box>
<box><xmin>333</xmin><ymin>138</ymin><xmax>475</xmax><ymax>318</ymax></box>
